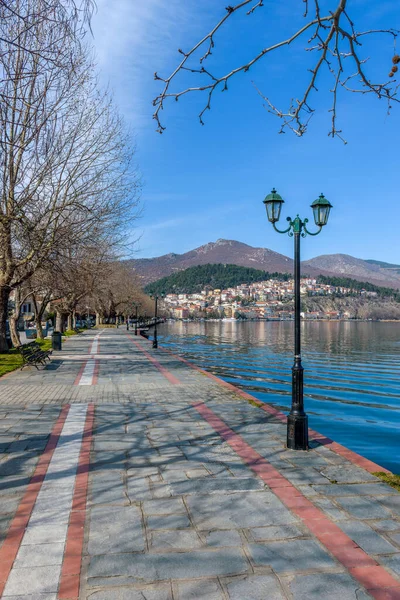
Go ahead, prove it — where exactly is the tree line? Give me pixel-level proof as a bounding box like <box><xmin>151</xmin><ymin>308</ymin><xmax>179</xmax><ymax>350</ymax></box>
<box><xmin>316</xmin><ymin>276</ymin><xmax>400</xmax><ymax>302</ymax></box>
<box><xmin>0</xmin><ymin>0</ymin><xmax>146</xmax><ymax>350</ymax></box>
<box><xmin>145</xmin><ymin>264</ymin><xmax>291</xmax><ymax>296</ymax></box>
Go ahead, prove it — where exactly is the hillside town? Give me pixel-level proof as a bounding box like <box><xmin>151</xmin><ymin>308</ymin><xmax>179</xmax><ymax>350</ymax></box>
<box><xmin>161</xmin><ymin>277</ymin><xmax>379</xmax><ymax>321</ymax></box>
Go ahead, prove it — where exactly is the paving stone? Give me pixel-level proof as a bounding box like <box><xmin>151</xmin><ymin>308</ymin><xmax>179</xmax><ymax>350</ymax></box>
<box><xmin>388</xmin><ymin>533</ymin><xmax>400</xmax><ymax>545</ymax></box>
<box><xmin>176</xmin><ymin>579</ymin><xmax>224</xmax><ymax>599</ymax></box>
<box><xmin>2</xmin><ymin>595</ymin><xmax>57</xmax><ymax>600</ymax></box>
<box><xmin>185</xmin><ymin>467</ymin><xmax>210</xmax><ymax>478</ymax></box>
<box><xmin>86</xmin><ymin>587</ymin><xmax>172</xmax><ymax>600</ymax></box>
<box><xmin>339</xmin><ymin>520</ymin><xmax>399</xmax><ymax>555</ymax></box>
<box><xmin>287</xmin><ymin>572</ymin><xmax>373</xmax><ymax>599</ymax></box>
<box><xmin>0</xmin><ymin>493</ymin><xmax>23</xmax><ymax>514</ymax></box>
<box><xmin>248</xmin><ymin>539</ymin><xmax>336</xmax><ymax>572</ymax></box>
<box><xmin>147</xmin><ymin>514</ymin><xmax>191</xmax><ymax>530</ymax></box>
<box><xmin>205</xmin><ymin>529</ymin><xmax>243</xmax><ymax>547</ymax></box>
<box><xmin>150</xmin><ymin>530</ymin><xmax>202</xmax><ymax>550</ymax></box>
<box><xmin>0</xmin><ymin>475</ymin><xmax>31</xmax><ymax>494</ymax></box>
<box><xmin>143</xmin><ymin>498</ymin><xmax>186</xmax><ymax>515</ymax></box>
<box><xmin>21</xmin><ymin>523</ymin><xmax>68</xmax><ymax>545</ymax></box>
<box><xmin>127</xmin><ymin>476</ymin><xmax>153</xmax><ymax>500</ymax></box>
<box><xmin>378</xmin><ymin>554</ymin><xmax>400</xmax><ymax>577</ymax></box>
<box><xmin>88</xmin><ymin>505</ymin><xmax>145</xmax><ymax>554</ymax></box>
<box><xmin>165</xmin><ymin>477</ymin><xmax>265</xmax><ymax>495</ymax></box>
<box><xmin>3</xmin><ymin>565</ymin><xmax>60</xmax><ymax>595</ymax></box>
<box><xmin>88</xmin><ymin>548</ymin><xmax>249</xmax><ymax>583</ymax></box>
<box><xmin>90</xmin><ymin>474</ymin><xmax>127</xmax><ymax>505</ymax></box>
<box><xmin>311</xmin><ymin>483</ymin><xmax>398</xmax><ymax>497</ymax></box>
<box><xmin>377</xmin><ymin>495</ymin><xmax>400</xmax><ymax>513</ymax></box>
<box><xmin>334</xmin><ymin>496</ymin><xmax>393</xmax><ymax>519</ymax></box>
<box><xmin>186</xmin><ymin>491</ymin><xmax>297</xmax><ymax>530</ymax></box>
<box><xmin>370</xmin><ymin>520</ymin><xmax>400</xmax><ymax>532</ymax></box>
<box><xmin>14</xmin><ymin>543</ymin><xmax>65</xmax><ymax>567</ymax></box>
<box><xmin>225</xmin><ymin>575</ymin><xmax>286</xmax><ymax>599</ymax></box>
<box><xmin>311</xmin><ymin>496</ymin><xmax>349</xmax><ymax>521</ymax></box>
<box><xmin>278</xmin><ymin>467</ymin><xmax>328</xmax><ymax>485</ymax></box>
<box><xmin>319</xmin><ymin>465</ymin><xmax>378</xmax><ymax>484</ymax></box>
<box><xmin>249</xmin><ymin>524</ymin><xmax>305</xmax><ymax>541</ymax></box>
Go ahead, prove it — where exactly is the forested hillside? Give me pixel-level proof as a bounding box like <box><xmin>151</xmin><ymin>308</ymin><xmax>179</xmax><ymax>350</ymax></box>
<box><xmin>144</xmin><ymin>263</ymin><xmax>290</xmax><ymax>295</ymax></box>
<box><xmin>317</xmin><ymin>276</ymin><xmax>400</xmax><ymax>302</ymax></box>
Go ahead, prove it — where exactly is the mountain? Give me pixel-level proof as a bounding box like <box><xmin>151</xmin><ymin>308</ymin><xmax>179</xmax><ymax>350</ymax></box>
<box><xmin>303</xmin><ymin>254</ymin><xmax>400</xmax><ymax>288</ymax></box>
<box><xmin>128</xmin><ymin>239</ymin><xmax>400</xmax><ymax>289</ymax></box>
<box><xmin>365</xmin><ymin>259</ymin><xmax>400</xmax><ymax>275</ymax></box>
<box><xmin>130</xmin><ymin>239</ymin><xmax>303</xmax><ymax>285</ymax></box>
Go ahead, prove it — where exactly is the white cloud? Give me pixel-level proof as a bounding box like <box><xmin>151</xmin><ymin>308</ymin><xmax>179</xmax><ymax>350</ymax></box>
<box><xmin>91</xmin><ymin>0</ymin><xmax>210</xmax><ymax>129</ymax></box>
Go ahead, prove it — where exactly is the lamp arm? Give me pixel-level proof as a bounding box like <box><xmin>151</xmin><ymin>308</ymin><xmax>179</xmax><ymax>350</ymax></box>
<box><xmin>303</xmin><ymin>218</ymin><xmax>322</xmax><ymax>237</ymax></box>
<box><xmin>272</xmin><ymin>218</ymin><xmax>292</xmax><ymax>235</ymax></box>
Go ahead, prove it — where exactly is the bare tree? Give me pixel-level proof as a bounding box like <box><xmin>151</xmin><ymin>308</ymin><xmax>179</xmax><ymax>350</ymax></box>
<box><xmin>90</xmin><ymin>262</ymin><xmax>152</xmax><ymax>325</ymax></box>
<box><xmin>0</xmin><ymin>1</ymin><xmax>140</xmax><ymax>351</ymax></box>
<box><xmin>153</xmin><ymin>0</ymin><xmax>399</xmax><ymax>141</ymax></box>
<box><xmin>0</xmin><ymin>1</ymin><xmax>95</xmax><ymax>59</ymax></box>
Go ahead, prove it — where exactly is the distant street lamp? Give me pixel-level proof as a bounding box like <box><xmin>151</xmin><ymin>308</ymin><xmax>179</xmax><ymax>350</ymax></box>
<box><xmin>151</xmin><ymin>293</ymin><xmax>165</xmax><ymax>349</ymax></box>
<box><xmin>134</xmin><ymin>304</ymin><xmax>139</xmax><ymax>335</ymax></box>
<box><xmin>263</xmin><ymin>189</ymin><xmax>332</xmax><ymax>450</ymax></box>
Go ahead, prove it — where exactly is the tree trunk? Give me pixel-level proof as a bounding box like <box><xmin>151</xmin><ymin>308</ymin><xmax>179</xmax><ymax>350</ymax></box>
<box><xmin>67</xmin><ymin>313</ymin><xmax>72</xmax><ymax>331</ymax></box>
<box><xmin>0</xmin><ymin>286</ymin><xmax>11</xmax><ymax>352</ymax></box>
<box><xmin>9</xmin><ymin>315</ymin><xmax>20</xmax><ymax>347</ymax></box>
<box><xmin>56</xmin><ymin>310</ymin><xmax>64</xmax><ymax>333</ymax></box>
<box><xmin>36</xmin><ymin>317</ymin><xmax>44</xmax><ymax>340</ymax></box>
<box><xmin>32</xmin><ymin>292</ymin><xmax>51</xmax><ymax>340</ymax></box>
<box><xmin>72</xmin><ymin>310</ymin><xmax>77</xmax><ymax>329</ymax></box>
<box><xmin>9</xmin><ymin>286</ymin><xmax>24</xmax><ymax>347</ymax></box>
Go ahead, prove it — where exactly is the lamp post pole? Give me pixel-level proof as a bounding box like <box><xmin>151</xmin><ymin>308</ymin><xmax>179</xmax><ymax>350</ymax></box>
<box><xmin>135</xmin><ymin>305</ymin><xmax>138</xmax><ymax>335</ymax></box>
<box><xmin>263</xmin><ymin>189</ymin><xmax>332</xmax><ymax>451</ymax></box>
<box><xmin>153</xmin><ymin>296</ymin><xmax>158</xmax><ymax>349</ymax></box>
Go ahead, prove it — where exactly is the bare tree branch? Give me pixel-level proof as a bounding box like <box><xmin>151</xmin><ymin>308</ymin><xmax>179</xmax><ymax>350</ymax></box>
<box><xmin>153</xmin><ymin>0</ymin><xmax>399</xmax><ymax>140</ymax></box>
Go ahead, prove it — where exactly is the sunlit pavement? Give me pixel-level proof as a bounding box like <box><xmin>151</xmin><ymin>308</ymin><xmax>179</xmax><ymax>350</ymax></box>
<box><xmin>0</xmin><ymin>329</ymin><xmax>399</xmax><ymax>599</ymax></box>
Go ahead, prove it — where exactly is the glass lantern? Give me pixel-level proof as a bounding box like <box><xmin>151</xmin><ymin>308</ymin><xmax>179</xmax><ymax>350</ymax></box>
<box><xmin>263</xmin><ymin>188</ymin><xmax>284</xmax><ymax>223</ymax></box>
<box><xmin>311</xmin><ymin>194</ymin><xmax>332</xmax><ymax>227</ymax></box>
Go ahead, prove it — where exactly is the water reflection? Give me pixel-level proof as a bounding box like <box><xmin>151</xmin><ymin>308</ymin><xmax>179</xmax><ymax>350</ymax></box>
<box><xmin>158</xmin><ymin>321</ymin><xmax>400</xmax><ymax>473</ymax></box>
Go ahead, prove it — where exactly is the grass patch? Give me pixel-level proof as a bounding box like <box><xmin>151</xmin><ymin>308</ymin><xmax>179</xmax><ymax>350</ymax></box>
<box><xmin>36</xmin><ymin>338</ymin><xmax>52</xmax><ymax>351</ymax></box>
<box><xmin>0</xmin><ymin>348</ymin><xmax>23</xmax><ymax>377</ymax></box>
<box><xmin>63</xmin><ymin>329</ymin><xmax>79</xmax><ymax>337</ymax></box>
<box><xmin>0</xmin><ymin>337</ymin><xmax>53</xmax><ymax>378</ymax></box>
<box><xmin>373</xmin><ymin>472</ymin><xmax>400</xmax><ymax>492</ymax></box>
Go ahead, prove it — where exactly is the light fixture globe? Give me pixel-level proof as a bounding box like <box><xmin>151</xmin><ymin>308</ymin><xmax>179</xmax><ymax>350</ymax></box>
<box><xmin>311</xmin><ymin>193</ymin><xmax>332</xmax><ymax>227</ymax></box>
<box><xmin>263</xmin><ymin>188</ymin><xmax>284</xmax><ymax>223</ymax></box>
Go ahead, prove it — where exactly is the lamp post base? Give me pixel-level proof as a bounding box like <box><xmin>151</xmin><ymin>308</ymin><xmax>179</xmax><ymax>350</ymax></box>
<box><xmin>287</xmin><ymin>413</ymin><xmax>308</xmax><ymax>450</ymax></box>
<box><xmin>152</xmin><ymin>333</ymin><xmax>158</xmax><ymax>349</ymax></box>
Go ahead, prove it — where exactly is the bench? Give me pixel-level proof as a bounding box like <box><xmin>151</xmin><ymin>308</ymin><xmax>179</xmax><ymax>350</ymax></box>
<box><xmin>26</xmin><ymin>341</ymin><xmax>52</xmax><ymax>360</ymax></box>
<box><xmin>18</xmin><ymin>343</ymin><xmax>52</xmax><ymax>370</ymax></box>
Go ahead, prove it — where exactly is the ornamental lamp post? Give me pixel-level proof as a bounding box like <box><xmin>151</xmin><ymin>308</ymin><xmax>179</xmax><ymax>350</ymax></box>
<box><xmin>134</xmin><ymin>304</ymin><xmax>139</xmax><ymax>335</ymax></box>
<box><xmin>151</xmin><ymin>293</ymin><xmax>165</xmax><ymax>349</ymax></box>
<box><xmin>263</xmin><ymin>189</ymin><xmax>332</xmax><ymax>450</ymax></box>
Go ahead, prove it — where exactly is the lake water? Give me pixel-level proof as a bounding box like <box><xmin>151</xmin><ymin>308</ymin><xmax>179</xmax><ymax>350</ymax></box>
<box><xmin>158</xmin><ymin>321</ymin><xmax>400</xmax><ymax>473</ymax></box>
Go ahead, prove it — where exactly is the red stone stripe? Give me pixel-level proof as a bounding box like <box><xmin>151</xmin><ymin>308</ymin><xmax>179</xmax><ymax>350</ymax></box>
<box><xmin>126</xmin><ymin>334</ymin><xmax>181</xmax><ymax>385</ymax></box>
<box><xmin>194</xmin><ymin>401</ymin><xmax>400</xmax><ymax>600</ymax></box>
<box><xmin>0</xmin><ymin>405</ymin><xmax>71</xmax><ymax>596</ymax></box>
<box><xmin>58</xmin><ymin>403</ymin><xmax>94</xmax><ymax>600</ymax></box>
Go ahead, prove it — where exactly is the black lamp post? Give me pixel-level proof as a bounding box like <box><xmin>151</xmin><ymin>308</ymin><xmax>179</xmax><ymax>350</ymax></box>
<box><xmin>151</xmin><ymin>293</ymin><xmax>165</xmax><ymax>349</ymax></box>
<box><xmin>263</xmin><ymin>189</ymin><xmax>332</xmax><ymax>450</ymax></box>
<box><xmin>134</xmin><ymin>305</ymin><xmax>138</xmax><ymax>335</ymax></box>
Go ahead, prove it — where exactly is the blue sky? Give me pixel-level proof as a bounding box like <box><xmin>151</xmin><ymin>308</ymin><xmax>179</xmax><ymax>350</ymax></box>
<box><xmin>91</xmin><ymin>1</ymin><xmax>400</xmax><ymax>263</ymax></box>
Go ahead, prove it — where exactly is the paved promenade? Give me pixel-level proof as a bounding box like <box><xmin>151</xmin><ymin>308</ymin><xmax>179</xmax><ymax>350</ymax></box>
<box><xmin>0</xmin><ymin>328</ymin><xmax>399</xmax><ymax>600</ymax></box>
